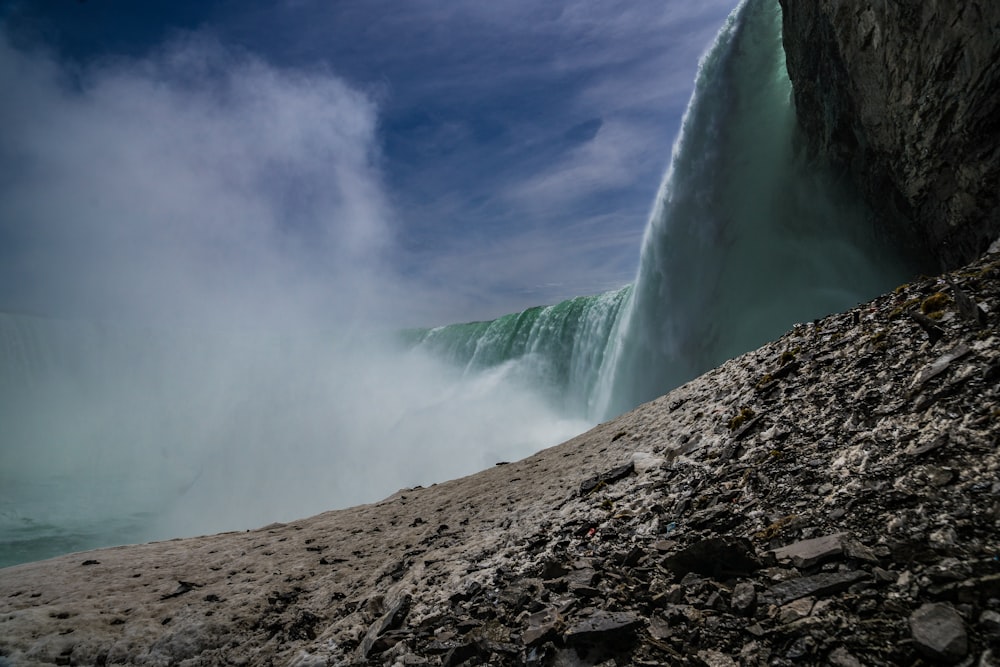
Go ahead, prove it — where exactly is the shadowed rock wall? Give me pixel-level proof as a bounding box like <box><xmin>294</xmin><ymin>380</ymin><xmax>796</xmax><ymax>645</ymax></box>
<box><xmin>779</xmin><ymin>0</ymin><xmax>1000</xmax><ymax>270</ymax></box>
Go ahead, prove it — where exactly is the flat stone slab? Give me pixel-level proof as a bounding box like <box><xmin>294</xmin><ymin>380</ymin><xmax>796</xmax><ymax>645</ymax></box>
<box><xmin>563</xmin><ymin>610</ymin><xmax>641</xmax><ymax>644</ymax></box>
<box><xmin>770</xmin><ymin>533</ymin><xmax>846</xmax><ymax>568</ymax></box>
<box><xmin>909</xmin><ymin>603</ymin><xmax>968</xmax><ymax>663</ymax></box>
<box><xmin>765</xmin><ymin>571</ymin><xmax>868</xmax><ymax>605</ymax></box>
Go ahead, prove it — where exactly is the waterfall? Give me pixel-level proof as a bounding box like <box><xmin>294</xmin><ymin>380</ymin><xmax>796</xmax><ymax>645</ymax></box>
<box><xmin>0</xmin><ymin>0</ymin><xmax>916</xmax><ymax>567</ymax></box>
<box><xmin>416</xmin><ymin>0</ymin><xmax>910</xmax><ymax>420</ymax></box>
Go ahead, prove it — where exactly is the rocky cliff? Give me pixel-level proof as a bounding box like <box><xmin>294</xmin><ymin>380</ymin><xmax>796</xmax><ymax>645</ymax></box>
<box><xmin>779</xmin><ymin>0</ymin><xmax>1000</xmax><ymax>270</ymax></box>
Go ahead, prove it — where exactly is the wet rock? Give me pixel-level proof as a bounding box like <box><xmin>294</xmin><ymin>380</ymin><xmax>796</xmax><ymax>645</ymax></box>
<box><xmin>631</xmin><ymin>452</ymin><xmax>665</xmax><ymax>474</ymax></box>
<box><xmin>522</xmin><ymin>608</ymin><xmax>562</xmax><ymax>647</ymax></box>
<box><xmin>912</xmin><ymin>344</ymin><xmax>972</xmax><ymax>388</ymax></box>
<box><xmin>449</xmin><ymin>581</ymin><xmax>482</xmax><ymax>603</ymax></box>
<box><xmin>770</xmin><ymin>533</ymin><xmax>845</xmax><ymax>568</ymax></box>
<box><xmin>910</xmin><ymin>312</ymin><xmax>946</xmax><ymax>345</ymax></box>
<box><xmin>909</xmin><ymin>603</ymin><xmax>968</xmax><ymax>664</ymax></box>
<box><xmin>697</xmin><ymin>648</ymin><xmax>738</xmax><ymax>667</ymax></box>
<box><xmin>872</xmin><ymin>567</ymin><xmax>897</xmax><ymax>584</ymax></box>
<box><xmin>905</xmin><ymin>433</ymin><xmax>950</xmax><ymax>458</ymax></box>
<box><xmin>146</xmin><ymin>621</ymin><xmax>227</xmax><ymax>665</ymax></box>
<box><xmin>159</xmin><ymin>580</ymin><xmax>202</xmax><ymax>601</ymax></box>
<box><xmin>841</xmin><ymin>538</ymin><xmax>879</xmax><ymax>564</ymax></box>
<box><xmin>688</xmin><ymin>504</ymin><xmax>742</xmax><ymax>531</ymax></box>
<box><xmin>949</xmin><ymin>278</ymin><xmax>988</xmax><ymax>327</ymax></box>
<box><xmin>980</xmin><ymin>610</ymin><xmax>1000</xmax><ymax>639</ymax></box>
<box><xmin>778</xmin><ymin>597</ymin><xmax>814</xmax><ymax>624</ymax></box>
<box><xmin>539</xmin><ymin>559</ymin><xmax>570</xmax><ymax>580</ymax></box>
<box><xmin>440</xmin><ymin>641</ymin><xmax>483</xmax><ymax>667</ymax></box>
<box><xmin>662</xmin><ymin>537</ymin><xmax>760</xmax><ymax>578</ymax></box>
<box><xmin>931</xmin><ymin>574</ymin><xmax>1000</xmax><ymax>606</ymax></box>
<box><xmin>566</xmin><ymin>610</ymin><xmax>640</xmax><ymax>637</ymax></box>
<box><xmin>579</xmin><ymin>462</ymin><xmax>635</xmax><ymax>495</ymax></box>
<box><xmin>766</xmin><ymin>570</ymin><xmax>868</xmax><ymax>605</ymax></box>
<box><xmin>780</xmin><ymin>0</ymin><xmax>1000</xmax><ymax>269</ymax></box>
<box><xmin>827</xmin><ymin>646</ymin><xmax>865</xmax><ymax>667</ymax></box>
<box><xmin>647</xmin><ymin>615</ymin><xmax>671</xmax><ymax>640</ymax></box>
<box><xmin>730</xmin><ymin>581</ymin><xmax>757</xmax><ymax>615</ymax></box>
<box><xmin>563</xmin><ymin>610</ymin><xmax>640</xmax><ymax>646</ymax></box>
<box><xmin>359</xmin><ymin>594</ymin><xmax>411</xmax><ymax>659</ymax></box>
<box><xmin>786</xmin><ymin>635</ymin><xmax>818</xmax><ymax>660</ymax></box>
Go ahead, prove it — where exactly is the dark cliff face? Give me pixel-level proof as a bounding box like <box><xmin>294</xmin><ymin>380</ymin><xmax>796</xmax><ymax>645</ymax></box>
<box><xmin>779</xmin><ymin>0</ymin><xmax>1000</xmax><ymax>270</ymax></box>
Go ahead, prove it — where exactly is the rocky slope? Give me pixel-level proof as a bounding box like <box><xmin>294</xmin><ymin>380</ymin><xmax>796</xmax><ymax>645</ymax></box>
<box><xmin>779</xmin><ymin>0</ymin><xmax>1000</xmax><ymax>270</ymax></box>
<box><xmin>2</xmin><ymin>248</ymin><xmax>999</xmax><ymax>665</ymax></box>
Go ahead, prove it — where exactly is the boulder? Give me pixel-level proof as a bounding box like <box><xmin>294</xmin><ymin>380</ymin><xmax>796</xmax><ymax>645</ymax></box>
<box><xmin>908</xmin><ymin>603</ymin><xmax>968</xmax><ymax>663</ymax></box>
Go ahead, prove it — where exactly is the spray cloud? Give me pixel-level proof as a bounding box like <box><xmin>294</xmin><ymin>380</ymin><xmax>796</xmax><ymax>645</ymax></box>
<box><xmin>0</xmin><ymin>32</ymin><xmax>585</xmax><ymax>561</ymax></box>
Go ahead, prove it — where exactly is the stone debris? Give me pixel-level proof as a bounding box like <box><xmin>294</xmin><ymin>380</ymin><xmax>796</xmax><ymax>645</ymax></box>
<box><xmin>909</xmin><ymin>602</ymin><xmax>969</xmax><ymax>663</ymax></box>
<box><xmin>522</xmin><ymin>608</ymin><xmax>563</xmax><ymax>647</ymax></box>
<box><xmin>562</xmin><ymin>610</ymin><xmax>640</xmax><ymax>644</ymax></box>
<box><xmin>662</xmin><ymin>537</ymin><xmax>760</xmax><ymax>578</ymax></box>
<box><xmin>158</xmin><ymin>580</ymin><xmax>203</xmax><ymax>601</ymax></box>
<box><xmin>697</xmin><ymin>648</ymin><xmax>738</xmax><ymax>667</ymax></box>
<box><xmin>1</xmin><ymin>252</ymin><xmax>999</xmax><ymax>665</ymax></box>
<box><xmin>578</xmin><ymin>461</ymin><xmax>635</xmax><ymax>495</ymax></box>
<box><xmin>949</xmin><ymin>277</ymin><xmax>989</xmax><ymax>327</ymax></box>
<box><xmin>910</xmin><ymin>311</ymin><xmax>946</xmax><ymax>344</ymax></box>
<box><xmin>827</xmin><ymin>646</ymin><xmax>865</xmax><ymax>667</ymax></box>
<box><xmin>777</xmin><ymin>597</ymin><xmax>814</xmax><ymax>624</ymax></box>
<box><xmin>730</xmin><ymin>581</ymin><xmax>757</xmax><ymax>615</ymax></box>
<box><xmin>770</xmin><ymin>533</ymin><xmax>845</xmax><ymax>568</ymax></box>
<box><xmin>912</xmin><ymin>343</ymin><xmax>972</xmax><ymax>387</ymax></box>
<box><xmin>765</xmin><ymin>570</ymin><xmax>869</xmax><ymax>606</ymax></box>
<box><xmin>359</xmin><ymin>594</ymin><xmax>412</xmax><ymax>659</ymax></box>
<box><xmin>982</xmin><ymin>610</ymin><xmax>1000</xmax><ymax>637</ymax></box>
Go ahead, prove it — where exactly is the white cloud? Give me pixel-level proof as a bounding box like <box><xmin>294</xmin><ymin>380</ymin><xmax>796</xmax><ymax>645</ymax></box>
<box><xmin>0</xmin><ymin>32</ymin><xmax>395</xmax><ymax>327</ymax></box>
<box><xmin>0</xmin><ymin>30</ymin><xmax>595</xmax><ymax>553</ymax></box>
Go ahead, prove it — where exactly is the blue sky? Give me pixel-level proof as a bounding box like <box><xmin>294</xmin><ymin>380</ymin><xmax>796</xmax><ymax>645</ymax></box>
<box><xmin>0</xmin><ymin>0</ymin><xmax>737</xmax><ymax>326</ymax></box>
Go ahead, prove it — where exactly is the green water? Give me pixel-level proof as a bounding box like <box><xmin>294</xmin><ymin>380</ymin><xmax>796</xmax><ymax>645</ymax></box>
<box><xmin>407</xmin><ymin>286</ymin><xmax>630</xmax><ymax>417</ymax></box>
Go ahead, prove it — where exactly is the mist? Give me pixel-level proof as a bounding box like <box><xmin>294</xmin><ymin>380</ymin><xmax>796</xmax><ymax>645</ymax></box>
<box><xmin>0</xmin><ymin>32</ymin><xmax>589</xmax><ymax>562</ymax></box>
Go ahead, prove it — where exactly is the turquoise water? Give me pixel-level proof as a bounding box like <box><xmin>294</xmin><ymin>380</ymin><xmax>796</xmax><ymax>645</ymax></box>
<box><xmin>0</xmin><ymin>0</ymin><xmax>914</xmax><ymax>568</ymax></box>
<box><xmin>406</xmin><ymin>286</ymin><xmax>630</xmax><ymax>418</ymax></box>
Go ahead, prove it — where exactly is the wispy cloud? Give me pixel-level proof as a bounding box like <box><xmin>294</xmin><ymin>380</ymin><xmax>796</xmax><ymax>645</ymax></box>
<box><xmin>504</xmin><ymin>118</ymin><xmax>658</xmax><ymax>215</ymax></box>
<box><xmin>210</xmin><ymin>0</ymin><xmax>740</xmax><ymax>321</ymax></box>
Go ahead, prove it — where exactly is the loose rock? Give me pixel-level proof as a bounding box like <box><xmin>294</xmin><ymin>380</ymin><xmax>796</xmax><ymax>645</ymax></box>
<box><xmin>770</xmin><ymin>533</ymin><xmax>845</xmax><ymax>568</ymax></box>
<box><xmin>909</xmin><ymin>603</ymin><xmax>969</xmax><ymax>664</ymax></box>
